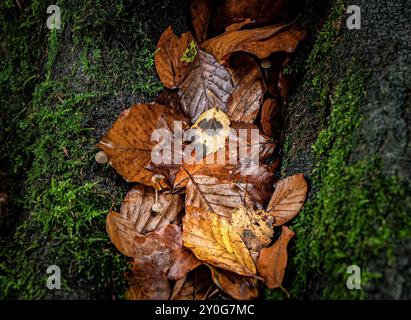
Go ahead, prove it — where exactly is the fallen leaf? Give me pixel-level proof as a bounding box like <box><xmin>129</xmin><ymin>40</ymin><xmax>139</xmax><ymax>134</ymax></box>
<box><xmin>178</xmin><ymin>50</ymin><xmax>234</xmax><ymax>123</ymax></box>
<box><xmin>231</xmin><ymin>207</ymin><xmax>275</xmax><ymax>251</ymax></box>
<box><xmin>189</xmin><ymin>108</ymin><xmax>231</xmax><ymax>158</ymax></box>
<box><xmin>97</xmin><ymin>103</ymin><xmax>189</xmax><ymax>187</ymax></box>
<box><xmin>201</xmin><ymin>23</ymin><xmax>306</xmax><ymax>65</ymax></box>
<box><xmin>125</xmin><ymin>258</ymin><xmax>171</xmax><ymax>300</ymax></box>
<box><xmin>227</xmin><ymin>54</ymin><xmax>265</xmax><ymax>123</ymax></box>
<box><xmin>267</xmin><ymin>173</ymin><xmax>308</xmax><ymax>226</ymax></box>
<box><xmin>119</xmin><ymin>185</ymin><xmax>184</xmax><ymax>234</ymax></box>
<box><xmin>171</xmin><ymin>266</ymin><xmax>213</xmax><ymax>300</ymax></box>
<box><xmin>185</xmin><ymin>175</ymin><xmax>259</xmax><ymax>218</ymax></box>
<box><xmin>191</xmin><ymin>0</ymin><xmax>212</xmax><ymax>43</ymax></box>
<box><xmin>278</xmin><ymin>72</ymin><xmax>293</xmax><ymax>98</ymax></box>
<box><xmin>168</xmin><ymin>248</ymin><xmax>202</xmax><ymax>281</ymax></box>
<box><xmin>155</xmin><ymin>27</ymin><xmax>195</xmax><ymax>89</ymax></box>
<box><xmin>212</xmin><ymin>0</ymin><xmax>289</xmax><ymax>33</ymax></box>
<box><xmin>174</xmin><ymin>122</ymin><xmax>275</xmax><ymax>190</ymax></box>
<box><xmin>260</xmin><ymin>98</ymin><xmax>281</xmax><ymax>137</ymax></box>
<box><xmin>208</xmin><ymin>265</ymin><xmax>259</xmax><ymax>300</ymax></box>
<box><xmin>183</xmin><ymin>206</ymin><xmax>256</xmax><ymax>276</ymax></box>
<box><xmin>257</xmin><ymin>225</ymin><xmax>295</xmax><ymax>288</ymax></box>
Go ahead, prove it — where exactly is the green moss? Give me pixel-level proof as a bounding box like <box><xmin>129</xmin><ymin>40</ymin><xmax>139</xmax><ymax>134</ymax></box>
<box><xmin>1</xmin><ymin>0</ymin><xmax>162</xmax><ymax>299</ymax></box>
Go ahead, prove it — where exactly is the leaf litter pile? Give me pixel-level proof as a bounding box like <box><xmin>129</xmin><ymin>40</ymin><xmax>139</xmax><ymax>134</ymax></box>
<box><xmin>97</xmin><ymin>0</ymin><xmax>308</xmax><ymax>300</ymax></box>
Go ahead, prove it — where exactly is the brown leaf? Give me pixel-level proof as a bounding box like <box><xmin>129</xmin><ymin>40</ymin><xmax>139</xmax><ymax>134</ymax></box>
<box><xmin>257</xmin><ymin>225</ymin><xmax>295</xmax><ymax>288</ymax></box>
<box><xmin>208</xmin><ymin>265</ymin><xmax>259</xmax><ymax>300</ymax></box>
<box><xmin>212</xmin><ymin>0</ymin><xmax>288</xmax><ymax>33</ymax></box>
<box><xmin>171</xmin><ymin>266</ymin><xmax>213</xmax><ymax>300</ymax></box>
<box><xmin>227</xmin><ymin>54</ymin><xmax>265</xmax><ymax>123</ymax></box>
<box><xmin>125</xmin><ymin>258</ymin><xmax>171</xmax><ymax>300</ymax></box>
<box><xmin>168</xmin><ymin>248</ymin><xmax>203</xmax><ymax>281</ymax></box>
<box><xmin>278</xmin><ymin>72</ymin><xmax>293</xmax><ymax>98</ymax></box>
<box><xmin>201</xmin><ymin>23</ymin><xmax>306</xmax><ymax>65</ymax></box>
<box><xmin>231</xmin><ymin>207</ymin><xmax>275</xmax><ymax>252</ymax></box>
<box><xmin>191</xmin><ymin>0</ymin><xmax>212</xmax><ymax>43</ymax></box>
<box><xmin>185</xmin><ymin>175</ymin><xmax>259</xmax><ymax>218</ymax></box>
<box><xmin>260</xmin><ymin>98</ymin><xmax>281</xmax><ymax>137</ymax></box>
<box><xmin>267</xmin><ymin>173</ymin><xmax>308</xmax><ymax>226</ymax></box>
<box><xmin>154</xmin><ymin>26</ymin><xmax>195</xmax><ymax>89</ymax></box>
<box><xmin>120</xmin><ymin>185</ymin><xmax>184</xmax><ymax>235</ymax></box>
<box><xmin>174</xmin><ymin>122</ymin><xmax>275</xmax><ymax>190</ymax></box>
<box><xmin>182</xmin><ymin>206</ymin><xmax>256</xmax><ymax>276</ymax></box>
<box><xmin>178</xmin><ymin>50</ymin><xmax>234</xmax><ymax>123</ymax></box>
<box><xmin>97</xmin><ymin>103</ymin><xmax>189</xmax><ymax>187</ymax></box>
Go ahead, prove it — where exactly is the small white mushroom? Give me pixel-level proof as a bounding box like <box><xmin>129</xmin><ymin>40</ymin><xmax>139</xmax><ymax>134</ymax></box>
<box><xmin>151</xmin><ymin>174</ymin><xmax>165</xmax><ymax>184</ymax></box>
<box><xmin>260</xmin><ymin>59</ymin><xmax>271</xmax><ymax>69</ymax></box>
<box><xmin>95</xmin><ymin>151</ymin><xmax>108</xmax><ymax>164</ymax></box>
<box><xmin>151</xmin><ymin>202</ymin><xmax>164</xmax><ymax>213</ymax></box>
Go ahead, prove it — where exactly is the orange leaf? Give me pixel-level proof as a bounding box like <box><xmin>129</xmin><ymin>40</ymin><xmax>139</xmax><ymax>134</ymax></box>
<box><xmin>201</xmin><ymin>23</ymin><xmax>306</xmax><ymax>65</ymax></box>
<box><xmin>257</xmin><ymin>225</ymin><xmax>295</xmax><ymax>288</ymax></box>
<box><xmin>260</xmin><ymin>98</ymin><xmax>280</xmax><ymax>137</ymax></box>
<box><xmin>97</xmin><ymin>103</ymin><xmax>188</xmax><ymax>187</ymax></box>
<box><xmin>267</xmin><ymin>173</ymin><xmax>308</xmax><ymax>226</ymax></box>
<box><xmin>154</xmin><ymin>26</ymin><xmax>195</xmax><ymax>89</ymax></box>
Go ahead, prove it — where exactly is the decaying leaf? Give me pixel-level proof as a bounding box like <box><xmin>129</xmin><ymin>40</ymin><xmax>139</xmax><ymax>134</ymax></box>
<box><xmin>168</xmin><ymin>248</ymin><xmax>202</xmax><ymax>281</ymax></box>
<box><xmin>212</xmin><ymin>0</ymin><xmax>289</xmax><ymax>33</ymax></box>
<box><xmin>189</xmin><ymin>108</ymin><xmax>231</xmax><ymax>158</ymax></box>
<box><xmin>257</xmin><ymin>225</ymin><xmax>295</xmax><ymax>288</ymax></box>
<box><xmin>231</xmin><ymin>207</ymin><xmax>275</xmax><ymax>252</ymax></box>
<box><xmin>171</xmin><ymin>266</ymin><xmax>213</xmax><ymax>300</ymax></box>
<box><xmin>201</xmin><ymin>23</ymin><xmax>306</xmax><ymax>65</ymax></box>
<box><xmin>174</xmin><ymin>122</ymin><xmax>275</xmax><ymax>190</ymax></box>
<box><xmin>178</xmin><ymin>50</ymin><xmax>234</xmax><ymax>123</ymax></box>
<box><xmin>185</xmin><ymin>175</ymin><xmax>259</xmax><ymax>218</ymax></box>
<box><xmin>208</xmin><ymin>265</ymin><xmax>259</xmax><ymax>300</ymax></box>
<box><xmin>227</xmin><ymin>54</ymin><xmax>265</xmax><ymax>123</ymax></box>
<box><xmin>120</xmin><ymin>185</ymin><xmax>184</xmax><ymax>234</ymax></box>
<box><xmin>125</xmin><ymin>258</ymin><xmax>171</xmax><ymax>300</ymax></box>
<box><xmin>155</xmin><ymin>27</ymin><xmax>195</xmax><ymax>89</ymax></box>
<box><xmin>261</xmin><ymin>98</ymin><xmax>281</xmax><ymax>137</ymax></box>
<box><xmin>183</xmin><ymin>206</ymin><xmax>256</xmax><ymax>276</ymax></box>
<box><xmin>267</xmin><ymin>173</ymin><xmax>308</xmax><ymax>226</ymax></box>
<box><xmin>97</xmin><ymin>103</ymin><xmax>189</xmax><ymax>187</ymax></box>
<box><xmin>191</xmin><ymin>0</ymin><xmax>212</xmax><ymax>43</ymax></box>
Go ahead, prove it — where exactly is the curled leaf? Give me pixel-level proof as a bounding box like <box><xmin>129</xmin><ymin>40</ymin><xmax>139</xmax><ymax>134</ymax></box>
<box><xmin>202</xmin><ymin>23</ymin><xmax>306</xmax><ymax>65</ymax></box>
<box><xmin>257</xmin><ymin>225</ymin><xmax>295</xmax><ymax>288</ymax></box>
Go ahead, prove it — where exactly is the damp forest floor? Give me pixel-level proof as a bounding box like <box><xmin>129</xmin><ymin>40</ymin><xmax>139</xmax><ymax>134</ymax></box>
<box><xmin>1</xmin><ymin>0</ymin><xmax>410</xmax><ymax>300</ymax></box>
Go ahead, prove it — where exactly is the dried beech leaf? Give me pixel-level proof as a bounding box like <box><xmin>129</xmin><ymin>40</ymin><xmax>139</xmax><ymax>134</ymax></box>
<box><xmin>225</xmin><ymin>18</ymin><xmax>255</xmax><ymax>33</ymax></box>
<box><xmin>183</xmin><ymin>206</ymin><xmax>256</xmax><ymax>276</ymax></box>
<box><xmin>231</xmin><ymin>207</ymin><xmax>275</xmax><ymax>252</ymax></box>
<box><xmin>208</xmin><ymin>265</ymin><xmax>259</xmax><ymax>300</ymax></box>
<box><xmin>155</xmin><ymin>26</ymin><xmax>195</xmax><ymax>88</ymax></box>
<box><xmin>202</xmin><ymin>24</ymin><xmax>306</xmax><ymax>64</ymax></box>
<box><xmin>168</xmin><ymin>248</ymin><xmax>202</xmax><ymax>281</ymax></box>
<box><xmin>191</xmin><ymin>0</ymin><xmax>212</xmax><ymax>43</ymax></box>
<box><xmin>185</xmin><ymin>175</ymin><xmax>259</xmax><ymax>218</ymax></box>
<box><xmin>190</xmin><ymin>108</ymin><xmax>231</xmax><ymax>157</ymax></box>
<box><xmin>174</xmin><ymin>122</ymin><xmax>275</xmax><ymax>190</ymax></box>
<box><xmin>267</xmin><ymin>173</ymin><xmax>308</xmax><ymax>226</ymax></box>
<box><xmin>261</xmin><ymin>98</ymin><xmax>280</xmax><ymax>137</ymax></box>
<box><xmin>120</xmin><ymin>185</ymin><xmax>184</xmax><ymax>234</ymax></box>
<box><xmin>213</xmin><ymin>0</ymin><xmax>288</xmax><ymax>32</ymax></box>
<box><xmin>257</xmin><ymin>225</ymin><xmax>295</xmax><ymax>288</ymax></box>
<box><xmin>97</xmin><ymin>103</ymin><xmax>189</xmax><ymax>187</ymax></box>
<box><xmin>227</xmin><ymin>54</ymin><xmax>265</xmax><ymax>123</ymax></box>
<box><xmin>125</xmin><ymin>258</ymin><xmax>171</xmax><ymax>300</ymax></box>
<box><xmin>178</xmin><ymin>50</ymin><xmax>234</xmax><ymax>123</ymax></box>
<box><xmin>171</xmin><ymin>266</ymin><xmax>213</xmax><ymax>300</ymax></box>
